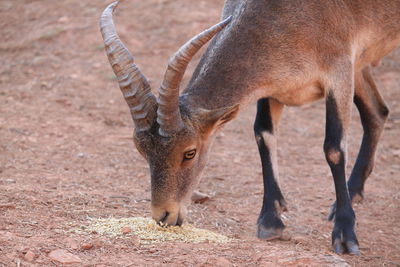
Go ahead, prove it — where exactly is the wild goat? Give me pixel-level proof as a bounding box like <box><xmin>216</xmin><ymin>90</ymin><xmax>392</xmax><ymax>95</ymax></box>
<box><xmin>100</xmin><ymin>0</ymin><xmax>400</xmax><ymax>254</ymax></box>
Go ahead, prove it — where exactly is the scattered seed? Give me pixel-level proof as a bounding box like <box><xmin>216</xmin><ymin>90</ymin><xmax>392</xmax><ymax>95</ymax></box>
<box><xmin>70</xmin><ymin>217</ymin><xmax>231</xmax><ymax>245</ymax></box>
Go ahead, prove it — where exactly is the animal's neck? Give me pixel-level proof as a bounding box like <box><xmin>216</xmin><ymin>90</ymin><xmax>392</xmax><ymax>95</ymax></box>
<box><xmin>180</xmin><ymin>0</ymin><xmax>274</xmax><ymax>110</ymax></box>
<box><xmin>181</xmin><ymin>33</ymin><xmax>267</xmax><ymax>110</ymax></box>
<box><xmin>181</xmin><ymin>72</ymin><xmax>256</xmax><ymax>111</ymax></box>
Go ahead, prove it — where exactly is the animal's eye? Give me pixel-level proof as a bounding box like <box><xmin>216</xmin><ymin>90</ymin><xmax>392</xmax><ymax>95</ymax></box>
<box><xmin>184</xmin><ymin>149</ymin><xmax>197</xmax><ymax>160</ymax></box>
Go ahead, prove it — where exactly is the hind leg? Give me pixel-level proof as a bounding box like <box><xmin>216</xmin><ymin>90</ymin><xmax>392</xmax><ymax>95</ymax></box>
<box><xmin>254</xmin><ymin>98</ymin><xmax>287</xmax><ymax>240</ymax></box>
<box><xmin>329</xmin><ymin>66</ymin><xmax>389</xmax><ymax>220</ymax></box>
<box><xmin>347</xmin><ymin>66</ymin><xmax>389</xmax><ymax>201</ymax></box>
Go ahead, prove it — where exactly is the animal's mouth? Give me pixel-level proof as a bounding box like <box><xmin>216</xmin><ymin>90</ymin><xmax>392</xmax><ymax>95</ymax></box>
<box><xmin>157</xmin><ymin>212</ymin><xmax>184</xmax><ymax>227</ymax></box>
<box><xmin>153</xmin><ymin>206</ymin><xmax>185</xmax><ymax>227</ymax></box>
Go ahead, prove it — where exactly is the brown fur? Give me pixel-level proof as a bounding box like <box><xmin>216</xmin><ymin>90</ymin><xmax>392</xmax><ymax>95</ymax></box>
<box><xmin>186</xmin><ymin>0</ymin><xmax>400</xmax><ymax>109</ymax></box>
<box><xmin>106</xmin><ymin>0</ymin><xmax>400</xmax><ymax>242</ymax></box>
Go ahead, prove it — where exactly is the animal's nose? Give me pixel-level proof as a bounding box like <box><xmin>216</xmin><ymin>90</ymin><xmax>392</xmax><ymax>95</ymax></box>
<box><xmin>151</xmin><ymin>202</ymin><xmax>183</xmax><ymax>226</ymax></box>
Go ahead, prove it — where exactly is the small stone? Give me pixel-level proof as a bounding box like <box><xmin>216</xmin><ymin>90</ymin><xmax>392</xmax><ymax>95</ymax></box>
<box><xmin>77</xmin><ymin>152</ymin><xmax>86</xmax><ymax>158</ymax></box>
<box><xmin>191</xmin><ymin>191</ymin><xmax>210</xmax><ymax>204</ymax></box>
<box><xmin>121</xmin><ymin>226</ymin><xmax>132</xmax><ymax>234</ymax></box>
<box><xmin>58</xmin><ymin>16</ymin><xmax>69</xmax><ymax>23</ymax></box>
<box><xmin>4</xmin><ymin>178</ymin><xmax>16</xmax><ymax>183</ymax></box>
<box><xmin>32</xmin><ymin>56</ymin><xmax>47</xmax><ymax>65</ymax></box>
<box><xmin>48</xmin><ymin>249</ymin><xmax>82</xmax><ymax>264</ymax></box>
<box><xmin>80</xmin><ymin>243</ymin><xmax>93</xmax><ymax>250</ymax></box>
<box><xmin>24</xmin><ymin>250</ymin><xmax>36</xmax><ymax>262</ymax></box>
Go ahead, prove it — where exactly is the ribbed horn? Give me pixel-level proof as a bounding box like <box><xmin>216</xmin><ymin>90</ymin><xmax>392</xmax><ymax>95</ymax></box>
<box><xmin>100</xmin><ymin>1</ymin><xmax>157</xmax><ymax>132</ymax></box>
<box><xmin>157</xmin><ymin>16</ymin><xmax>232</xmax><ymax>137</ymax></box>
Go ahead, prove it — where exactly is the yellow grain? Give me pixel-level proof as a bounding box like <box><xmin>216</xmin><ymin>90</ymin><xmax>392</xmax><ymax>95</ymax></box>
<box><xmin>72</xmin><ymin>217</ymin><xmax>231</xmax><ymax>244</ymax></box>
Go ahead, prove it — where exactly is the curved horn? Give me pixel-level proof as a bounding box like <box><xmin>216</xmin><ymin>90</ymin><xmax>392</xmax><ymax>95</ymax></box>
<box><xmin>157</xmin><ymin>16</ymin><xmax>232</xmax><ymax>137</ymax></box>
<box><xmin>100</xmin><ymin>1</ymin><xmax>157</xmax><ymax>132</ymax></box>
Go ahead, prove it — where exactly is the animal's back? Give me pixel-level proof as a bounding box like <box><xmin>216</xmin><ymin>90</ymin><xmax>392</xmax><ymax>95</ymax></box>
<box><xmin>186</xmin><ymin>0</ymin><xmax>400</xmax><ymax>108</ymax></box>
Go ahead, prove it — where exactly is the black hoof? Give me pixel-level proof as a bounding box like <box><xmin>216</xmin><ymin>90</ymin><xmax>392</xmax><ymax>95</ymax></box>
<box><xmin>257</xmin><ymin>223</ymin><xmax>284</xmax><ymax>240</ymax></box>
<box><xmin>257</xmin><ymin>199</ymin><xmax>287</xmax><ymax>240</ymax></box>
<box><xmin>257</xmin><ymin>209</ymin><xmax>285</xmax><ymax>241</ymax></box>
<box><xmin>333</xmin><ymin>239</ymin><xmax>360</xmax><ymax>255</ymax></box>
<box><xmin>332</xmin><ymin>219</ymin><xmax>359</xmax><ymax>255</ymax></box>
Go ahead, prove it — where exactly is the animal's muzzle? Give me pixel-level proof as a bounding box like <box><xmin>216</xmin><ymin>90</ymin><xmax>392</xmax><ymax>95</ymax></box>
<box><xmin>151</xmin><ymin>201</ymin><xmax>185</xmax><ymax>226</ymax></box>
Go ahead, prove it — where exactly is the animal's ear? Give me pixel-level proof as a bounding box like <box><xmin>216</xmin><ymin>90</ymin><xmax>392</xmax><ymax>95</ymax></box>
<box><xmin>195</xmin><ymin>104</ymin><xmax>240</xmax><ymax>135</ymax></box>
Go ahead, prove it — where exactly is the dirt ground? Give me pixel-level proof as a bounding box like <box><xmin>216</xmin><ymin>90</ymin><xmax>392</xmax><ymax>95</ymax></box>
<box><xmin>1</xmin><ymin>0</ymin><xmax>399</xmax><ymax>266</ymax></box>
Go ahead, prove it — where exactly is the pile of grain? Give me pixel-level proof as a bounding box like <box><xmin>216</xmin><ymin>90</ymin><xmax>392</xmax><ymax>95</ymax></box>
<box><xmin>72</xmin><ymin>217</ymin><xmax>231</xmax><ymax>244</ymax></box>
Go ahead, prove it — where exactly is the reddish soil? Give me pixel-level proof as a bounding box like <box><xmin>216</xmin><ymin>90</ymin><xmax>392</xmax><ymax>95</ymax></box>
<box><xmin>1</xmin><ymin>0</ymin><xmax>399</xmax><ymax>266</ymax></box>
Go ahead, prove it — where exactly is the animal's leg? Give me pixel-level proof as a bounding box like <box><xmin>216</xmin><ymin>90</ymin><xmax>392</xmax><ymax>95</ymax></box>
<box><xmin>323</xmin><ymin>70</ymin><xmax>359</xmax><ymax>254</ymax></box>
<box><xmin>348</xmin><ymin>67</ymin><xmax>389</xmax><ymax>200</ymax></box>
<box><xmin>328</xmin><ymin>66</ymin><xmax>389</xmax><ymax>220</ymax></box>
<box><xmin>254</xmin><ymin>98</ymin><xmax>287</xmax><ymax>240</ymax></box>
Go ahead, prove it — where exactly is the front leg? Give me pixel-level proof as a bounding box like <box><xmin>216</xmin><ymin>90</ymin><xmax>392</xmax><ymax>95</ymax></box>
<box><xmin>254</xmin><ymin>98</ymin><xmax>287</xmax><ymax>240</ymax></box>
<box><xmin>323</xmin><ymin>74</ymin><xmax>359</xmax><ymax>254</ymax></box>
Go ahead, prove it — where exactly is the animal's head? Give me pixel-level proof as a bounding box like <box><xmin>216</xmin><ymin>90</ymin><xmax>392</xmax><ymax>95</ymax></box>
<box><xmin>100</xmin><ymin>1</ymin><xmax>238</xmax><ymax>225</ymax></box>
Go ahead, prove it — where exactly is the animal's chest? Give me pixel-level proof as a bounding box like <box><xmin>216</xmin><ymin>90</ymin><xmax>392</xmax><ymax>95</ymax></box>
<box><xmin>270</xmin><ymin>83</ymin><xmax>325</xmax><ymax>106</ymax></box>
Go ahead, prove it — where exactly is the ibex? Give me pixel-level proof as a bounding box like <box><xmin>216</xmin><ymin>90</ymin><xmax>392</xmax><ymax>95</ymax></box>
<box><xmin>100</xmin><ymin>0</ymin><xmax>400</xmax><ymax>254</ymax></box>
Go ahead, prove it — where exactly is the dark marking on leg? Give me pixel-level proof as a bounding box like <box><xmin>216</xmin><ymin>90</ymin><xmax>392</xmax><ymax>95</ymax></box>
<box><xmin>254</xmin><ymin>98</ymin><xmax>286</xmax><ymax>240</ymax></box>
